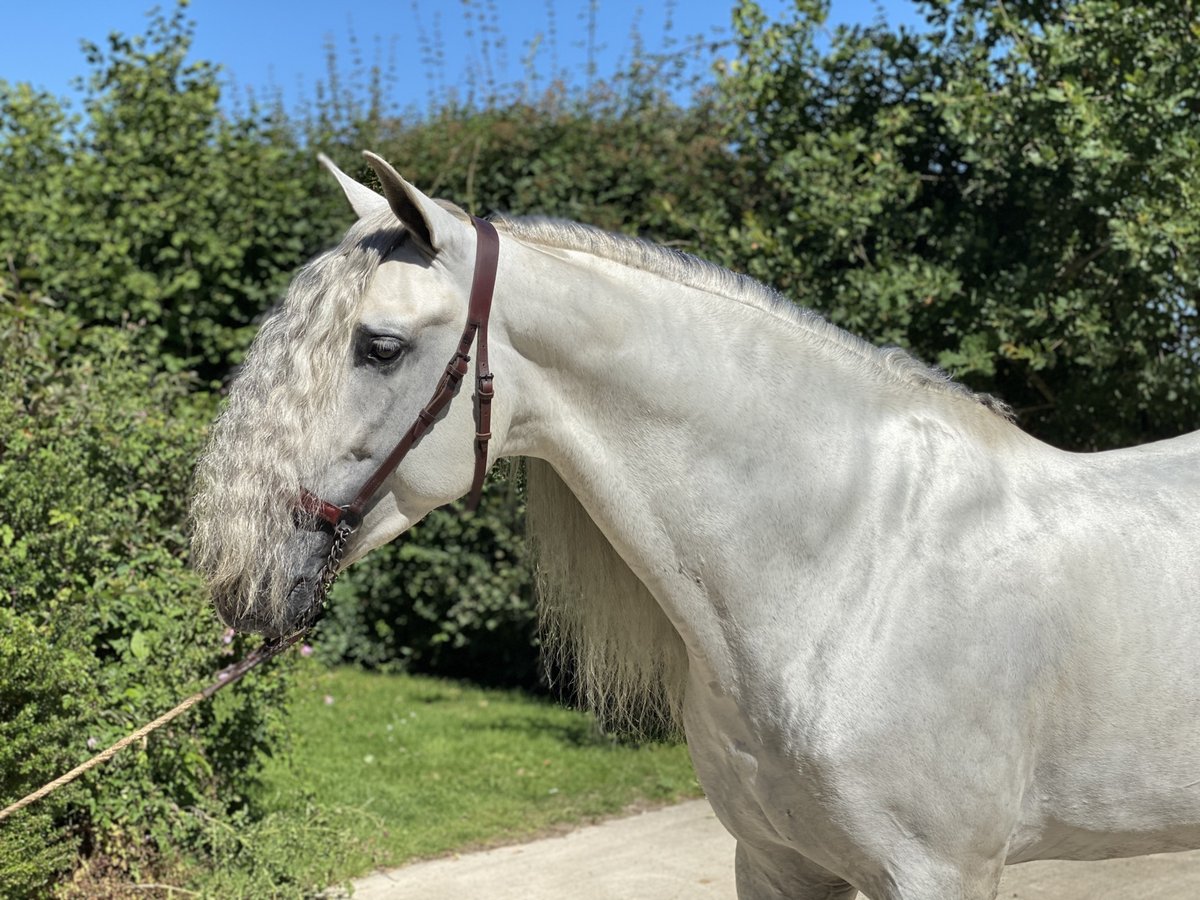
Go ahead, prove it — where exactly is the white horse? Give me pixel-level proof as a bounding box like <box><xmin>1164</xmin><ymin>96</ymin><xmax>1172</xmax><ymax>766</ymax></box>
<box><xmin>191</xmin><ymin>151</ymin><xmax>1200</xmax><ymax>899</ymax></box>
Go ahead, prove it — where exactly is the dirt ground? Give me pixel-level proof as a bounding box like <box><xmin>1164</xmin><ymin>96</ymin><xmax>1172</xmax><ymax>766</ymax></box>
<box><xmin>345</xmin><ymin>799</ymin><xmax>1200</xmax><ymax>899</ymax></box>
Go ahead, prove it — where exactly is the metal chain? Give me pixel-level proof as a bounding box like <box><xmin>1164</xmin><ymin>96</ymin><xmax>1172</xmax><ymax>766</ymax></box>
<box><xmin>302</xmin><ymin>519</ymin><xmax>354</xmax><ymax>628</ymax></box>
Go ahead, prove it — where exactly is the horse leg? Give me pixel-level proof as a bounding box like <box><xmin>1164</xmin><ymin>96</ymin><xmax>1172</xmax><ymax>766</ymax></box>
<box><xmin>735</xmin><ymin>838</ymin><xmax>1006</xmax><ymax>900</ymax></box>
<box><xmin>735</xmin><ymin>841</ymin><xmax>859</xmax><ymax>900</ymax></box>
<box><xmin>864</xmin><ymin>853</ymin><xmax>1004</xmax><ymax>900</ymax></box>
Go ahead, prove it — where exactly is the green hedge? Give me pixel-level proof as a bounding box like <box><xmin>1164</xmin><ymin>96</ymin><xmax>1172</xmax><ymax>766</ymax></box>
<box><xmin>0</xmin><ymin>8</ymin><xmax>342</xmax><ymax>380</ymax></box>
<box><xmin>720</xmin><ymin>0</ymin><xmax>1200</xmax><ymax>450</ymax></box>
<box><xmin>0</xmin><ymin>297</ymin><xmax>292</xmax><ymax>895</ymax></box>
<box><xmin>314</xmin><ymin>466</ymin><xmax>540</xmax><ymax>688</ymax></box>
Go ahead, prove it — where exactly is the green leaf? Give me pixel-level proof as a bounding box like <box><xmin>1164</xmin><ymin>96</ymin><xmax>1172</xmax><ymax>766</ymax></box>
<box><xmin>129</xmin><ymin>629</ymin><xmax>149</xmax><ymax>661</ymax></box>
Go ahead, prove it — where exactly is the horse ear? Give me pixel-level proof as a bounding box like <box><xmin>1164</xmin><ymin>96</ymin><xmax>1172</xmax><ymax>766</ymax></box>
<box><xmin>317</xmin><ymin>153</ymin><xmax>387</xmax><ymax>219</ymax></box>
<box><xmin>362</xmin><ymin>150</ymin><xmax>463</xmax><ymax>253</ymax></box>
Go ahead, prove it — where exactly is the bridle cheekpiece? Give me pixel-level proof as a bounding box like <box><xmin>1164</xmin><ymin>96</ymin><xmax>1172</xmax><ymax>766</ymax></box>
<box><xmin>293</xmin><ymin>215</ymin><xmax>500</xmax><ymax>620</ymax></box>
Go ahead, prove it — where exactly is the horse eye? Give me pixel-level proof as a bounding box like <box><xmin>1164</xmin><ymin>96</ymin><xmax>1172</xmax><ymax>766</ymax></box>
<box><xmin>368</xmin><ymin>336</ymin><xmax>405</xmax><ymax>362</ymax></box>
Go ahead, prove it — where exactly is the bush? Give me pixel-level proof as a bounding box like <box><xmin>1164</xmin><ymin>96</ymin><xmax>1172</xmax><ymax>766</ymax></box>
<box><xmin>0</xmin><ymin>6</ymin><xmax>345</xmax><ymax>379</ymax></box>
<box><xmin>348</xmin><ymin>83</ymin><xmax>740</xmax><ymax>247</ymax></box>
<box><xmin>0</xmin><ymin>295</ymin><xmax>292</xmax><ymax>895</ymax></box>
<box><xmin>719</xmin><ymin>0</ymin><xmax>1200</xmax><ymax>450</ymax></box>
<box><xmin>315</xmin><ymin>466</ymin><xmax>540</xmax><ymax>688</ymax></box>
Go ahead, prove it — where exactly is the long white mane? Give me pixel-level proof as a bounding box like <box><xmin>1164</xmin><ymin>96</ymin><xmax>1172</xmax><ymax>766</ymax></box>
<box><xmin>191</xmin><ymin>209</ymin><xmax>403</xmax><ymax>621</ymax></box>
<box><xmin>527</xmin><ymin>457</ymin><xmax>689</xmax><ymax>733</ymax></box>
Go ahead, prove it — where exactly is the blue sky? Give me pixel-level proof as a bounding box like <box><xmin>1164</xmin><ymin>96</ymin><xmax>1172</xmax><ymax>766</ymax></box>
<box><xmin>1</xmin><ymin>1</ymin><xmax>922</xmax><ymax>114</ymax></box>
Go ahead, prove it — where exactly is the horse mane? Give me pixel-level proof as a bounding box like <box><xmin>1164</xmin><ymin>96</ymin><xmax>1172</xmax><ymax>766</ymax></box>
<box><xmin>526</xmin><ymin>458</ymin><xmax>688</xmax><ymax>735</ymax></box>
<box><xmin>492</xmin><ymin>214</ymin><xmax>1012</xmax><ymax>420</ymax></box>
<box><xmin>191</xmin><ymin>208</ymin><xmax>404</xmax><ymax>626</ymax></box>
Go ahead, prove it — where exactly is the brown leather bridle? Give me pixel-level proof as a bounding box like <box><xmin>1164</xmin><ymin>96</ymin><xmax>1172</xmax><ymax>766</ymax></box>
<box><xmin>295</xmin><ymin>215</ymin><xmax>500</xmax><ymax>600</ymax></box>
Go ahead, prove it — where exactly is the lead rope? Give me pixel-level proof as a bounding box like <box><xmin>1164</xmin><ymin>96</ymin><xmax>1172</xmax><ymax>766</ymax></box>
<box><xmin>4</xmin><ymin>218</ymin><xmax>498</xmax><ymax>823</ymax></box>
<box><xmin>0</xmin><ymin>525</ymin><xmax>352</xmax><ymax>824</ymax></box>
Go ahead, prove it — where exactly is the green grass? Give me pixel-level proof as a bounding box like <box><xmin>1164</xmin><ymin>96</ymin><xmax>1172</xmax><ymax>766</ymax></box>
<box><xmin>183</xmin><ymin>662</ymin><xmax>700</xmax><ymax>896</ymax></box>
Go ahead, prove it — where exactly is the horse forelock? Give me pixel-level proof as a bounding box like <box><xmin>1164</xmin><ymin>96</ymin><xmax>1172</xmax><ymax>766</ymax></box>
<box><xmin>190</xmin><ymin>209</ymin><xmax>403</xmax><ymax>627</ymax></box>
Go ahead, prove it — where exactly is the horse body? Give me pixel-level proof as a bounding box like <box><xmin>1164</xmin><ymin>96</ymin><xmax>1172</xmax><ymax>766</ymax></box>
<box><xmin>681</xmin><ymin>432</ymin><xmax>1200</xmax><ymax>897</ymax></box>
<box><xmin>514</xmin><ymin>243</ymin><xmax>1200</xmax><ymax>895</ymax></box>
<box><xmin>191</xmin><ymin>153</ymin><xmax>1200</xmax><ymax>899</ymax></box>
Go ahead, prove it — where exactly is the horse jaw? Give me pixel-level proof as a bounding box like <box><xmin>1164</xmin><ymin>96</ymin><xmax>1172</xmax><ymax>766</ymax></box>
<box><xmin>212</xmin><ymin>527</ymin><xmax>335</xmax><ymax>639</ymax></box>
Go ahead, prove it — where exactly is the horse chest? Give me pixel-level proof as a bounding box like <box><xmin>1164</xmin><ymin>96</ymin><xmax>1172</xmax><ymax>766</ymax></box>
<box><xmin>681</xmin><ymin>673</ymin><xmax>848</xmax><ymax>855</ymax></box>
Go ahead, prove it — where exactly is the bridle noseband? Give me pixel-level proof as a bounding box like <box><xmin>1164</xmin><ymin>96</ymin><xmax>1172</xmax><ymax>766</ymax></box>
<box><xmin>295</xmin><ymin>215</ymin><xmax>500</xmax><ymax>608</ymax></box>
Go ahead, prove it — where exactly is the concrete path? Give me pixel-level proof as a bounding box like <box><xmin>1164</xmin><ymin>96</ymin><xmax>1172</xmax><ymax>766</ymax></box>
<box><xmin>349</xmin><ymin>799</ymin><xmax>1200</xmax><ymax>899</ymax></box>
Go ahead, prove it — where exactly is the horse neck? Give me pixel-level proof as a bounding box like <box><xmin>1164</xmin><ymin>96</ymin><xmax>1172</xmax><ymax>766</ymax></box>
<box><xmin>493</xmin><ymin>237</ymin><xmax>1010</xmax><ymax>668</ymax></box>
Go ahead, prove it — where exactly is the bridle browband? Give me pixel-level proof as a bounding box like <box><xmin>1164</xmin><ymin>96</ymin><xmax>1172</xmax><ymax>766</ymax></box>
<box><xmin>295</xmin><ymin>215</ymin><xmax>500</xmax><ymax>605</ymax></box>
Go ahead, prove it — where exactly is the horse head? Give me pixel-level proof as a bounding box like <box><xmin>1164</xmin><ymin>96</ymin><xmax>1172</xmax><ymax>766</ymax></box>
<box><xmin>191</xmin><ymin>153</ymin><xmax>508</xmax><ymax>638</ymax></box>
